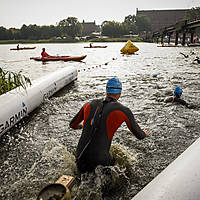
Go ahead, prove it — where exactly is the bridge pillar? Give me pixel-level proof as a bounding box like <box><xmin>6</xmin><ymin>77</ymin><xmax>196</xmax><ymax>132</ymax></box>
<box><xmin>156</xmin><ymin>37</ymin><xmax>159</xmax><ymax>44</ymax></box>
<box><xmin>182</xmin><ymin>32</ymin><xmax>186</xmax><ymax>46</ymax></box>
<box><xmin>167</xmin><ymin>34</ymin><xmax>171</xmax><ymax>44</ymax></box>
<box><xmin>161</xmin><ymin>34</ymin><xmax>164</xmax><ymax>44</ymax></box>
<box><xmin>190</xmin><ymin>31</ymin><xmax>194</xmax><ymax>43</ymax></box>
<box><xmin>175</xmin><ymin>32</ymin><xmax>179</xmax><ymax>45</ymax></box>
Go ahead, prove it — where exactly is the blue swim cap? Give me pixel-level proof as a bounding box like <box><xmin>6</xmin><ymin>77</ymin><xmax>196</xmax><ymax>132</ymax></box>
<box><xmin>152</xmin><ymin>74</ymin><xmax>157</xmax><ymax>78</ymax></box>
<box><xmin>106</xmin><ymin>78</ymin><xmax>122</xmax><ymax>94</ymax></box>
<box><xmin>174</xmin><ymin>86</ymin><xmax>182</xmax><ymax>97</ymax></box>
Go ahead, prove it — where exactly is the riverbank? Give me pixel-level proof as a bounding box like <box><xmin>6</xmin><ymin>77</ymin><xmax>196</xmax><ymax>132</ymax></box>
<box><xmin>0</xmin><ymin>37</ymin><xmax>144</xmax><ymax>44</ymax></box>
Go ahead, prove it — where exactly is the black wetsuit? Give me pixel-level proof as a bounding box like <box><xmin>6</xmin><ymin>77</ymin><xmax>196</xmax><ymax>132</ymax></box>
<box><xmin>165</xmin><ymin>96</ymin><xmax>189</xmax><ymax>107</ymax></box>
<box><xmin>70</xmin><ymin>97</ymin><xmax>146</xmax><ymax>173</ymax></box>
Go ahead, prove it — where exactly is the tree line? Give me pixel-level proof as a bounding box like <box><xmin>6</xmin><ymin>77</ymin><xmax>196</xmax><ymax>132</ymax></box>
<box><xmin>0</xmin><ymin>15</ymin><xmax>151</xmax><ymax>40</ymax></box>
<box><xmin>0</xmin><ymin>7</ymin><xmax>199</xmax><ymax>40</ymax></box>
<box><xmin>0</xmin><ymin>17</ymin><xmax>82</xmax><ymax>40</ymax></box>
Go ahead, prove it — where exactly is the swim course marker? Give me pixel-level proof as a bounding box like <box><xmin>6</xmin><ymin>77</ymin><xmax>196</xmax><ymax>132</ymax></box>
<box><xmin>0</xmin><ymin>66</ymin><xmax>78</xmax><ymax>137</ymax></box>
<box><xmin>131</xmin><ymin>136</ymin><xmax>200</xmax><ymax>200</ymax></box>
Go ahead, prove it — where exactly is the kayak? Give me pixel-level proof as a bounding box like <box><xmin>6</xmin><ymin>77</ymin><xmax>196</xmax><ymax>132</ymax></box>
<box><xmin>84</xmin><ymin>46</ymin><xmax>107</xmax><ymax>48</ymax></box>
<box><xmin>157</xmin><ymin>45</ymin><xmax>179</xmax><ymax>47</ymax></box>
<box><xmin>30</xmin><ymin>55</ymin><xmax>87</xmax><ymax>62</ymax></box>
<box><xmin>187</xmin><ymin>43</ymin><xmax>200</xmax><ymax>47</ymax></box>
<box><xmin>10</xmin><ymin>47</ymin><xmax>36</xmax><ymax>50</ymax></box>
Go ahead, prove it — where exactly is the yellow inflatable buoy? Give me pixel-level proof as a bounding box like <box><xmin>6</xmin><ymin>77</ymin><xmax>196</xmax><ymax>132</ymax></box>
<box><xmin>120</xmin><ymin>40</ymin><xmax>139</xmax><ymax>55</ymax></box>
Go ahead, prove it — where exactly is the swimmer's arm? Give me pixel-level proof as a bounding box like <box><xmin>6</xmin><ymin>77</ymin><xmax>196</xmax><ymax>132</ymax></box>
<box><xmin>125</xmin><ymin>108</ymin><xmax>150</xmax><ymax>139</ymax></box>
<box><xmin>69</xmin><ymin>106</ymin><xmax>85</xmax><ymax>129</ymax></box>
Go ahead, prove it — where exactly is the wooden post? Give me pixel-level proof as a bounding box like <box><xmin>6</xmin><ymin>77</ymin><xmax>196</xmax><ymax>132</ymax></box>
<box><xmin>175</xmin><ymin>32</ymin><xmax>179</xmax><ymax>45</ymax></box>
<box><xmin>190</xmin><ymin>31</ymin><xmax>194</xmax><ymax>44</ymax></box>
<box><xmin>182</xmin><ymin>32</ymin><xmax>186</xmax><ymax>46</ymax></box>
<box><xmin>168</xmin><ymin>33</ymin><xmax>171</xmax><ymax>44</ymax></box>
<box><xmin>161</xmin><ymin>34</ymin><xmax>164</xmax><ymax>44</ymax></box>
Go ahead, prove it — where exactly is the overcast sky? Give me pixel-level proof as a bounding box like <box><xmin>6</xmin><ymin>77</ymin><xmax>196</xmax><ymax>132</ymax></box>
<box><xmin>1</xmin><ymin>0</ymin><xmax>199</xmax><ymax>28</ymax></box>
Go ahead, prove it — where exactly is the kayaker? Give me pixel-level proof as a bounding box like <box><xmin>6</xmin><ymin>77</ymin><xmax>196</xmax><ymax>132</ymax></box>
<box><xmin>90</xmin><ymin>43</ymin><xmax>93</xmax><ymax>48</ymax></box>
<box><xmin>41</xmin><ymin>48</ymin><xmax>50</xmax><ymax>58</ymax></box>
<box><xmin>70</xmin><ymin>77</ymin><xmax>150</xmax><ymax>173</ymax></box>
<box><xmin>165</xmin><ymin>86</ymin><xmax>191</xmax><ymax>108</ymax></box>
<box><xmin>17</xmin><ymin>44</ymin><xmax>20</xmax><ymax>50</ymax></box>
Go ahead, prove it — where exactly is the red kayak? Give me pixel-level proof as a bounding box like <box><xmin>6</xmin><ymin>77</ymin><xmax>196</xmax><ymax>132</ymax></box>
<box><xmin>84</xmin><ymin>46</ymin><xmax>107</xmax><ymax>48</ymax></box>
<box><xmin>10</xmin><ymin>47</ymin><xmax>36</xmax><ymax>50</ymax></box>
<box><xmin>157</xmin><ymin>45</ymin><xmax>179</xmax><ymax>47</ymax></box>
<box><xmin>30</xmin><ymin>55</ymin><xmax>87</xmax><ymax>62</ymax></box>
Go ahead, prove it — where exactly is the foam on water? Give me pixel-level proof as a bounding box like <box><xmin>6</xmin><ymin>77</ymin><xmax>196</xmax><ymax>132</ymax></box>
<box><xmin>71</xmin><ymin>143</ymin><xmax>137</xmax><ymax>200</ymax></box>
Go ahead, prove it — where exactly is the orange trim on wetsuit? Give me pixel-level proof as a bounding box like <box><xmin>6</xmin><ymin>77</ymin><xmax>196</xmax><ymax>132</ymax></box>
<box><xmin>70</xmin><ymin>104</ymin><xmax>90</xmax><ymax>129</ymax></box>
<box><xmin>106</xmin><ymin>110</ymin><xmax>143</xmax><ymax>141</ymax></box>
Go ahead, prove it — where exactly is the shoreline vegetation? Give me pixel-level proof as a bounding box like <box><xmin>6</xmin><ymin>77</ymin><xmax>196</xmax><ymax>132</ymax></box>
<box><xmin>0</xmin><ymin>37</ymin><xmax>144</xmax><ymax>45</ymax></box>
<box><xmin>0</xmin><ymin>68</ymin><xmax>31</xmax><ymax>95</ymax></box>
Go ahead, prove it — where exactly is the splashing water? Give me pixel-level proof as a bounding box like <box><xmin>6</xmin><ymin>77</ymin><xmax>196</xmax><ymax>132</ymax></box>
<box><xmin>70</xmin><ymin>143</ymin><xmax>138</xmax><ymax>200</ymax></box>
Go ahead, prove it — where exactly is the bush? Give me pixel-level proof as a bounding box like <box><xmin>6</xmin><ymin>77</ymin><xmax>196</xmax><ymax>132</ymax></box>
<box><xmin>0</xmin><ymin>68</ymin><xmax>31</xmax><ymax>95</ymax></box>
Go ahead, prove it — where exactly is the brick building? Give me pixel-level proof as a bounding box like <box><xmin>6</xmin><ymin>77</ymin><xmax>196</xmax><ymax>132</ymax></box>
<box><xmin>81</xmin><ymin>20</ymin><xmax>100</xmax><ymax>36</ymax></box>
<box><xmin>136</xmin><ymin>9</ymin><xmax>189</xmax><ymax>32</ymax></box>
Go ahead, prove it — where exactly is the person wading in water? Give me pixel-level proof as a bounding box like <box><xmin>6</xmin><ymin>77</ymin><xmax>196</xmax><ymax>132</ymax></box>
<box><xmin>70</xmin><ymin>78</ymin><xmax>150</xmax><ymax>173</ymax></box>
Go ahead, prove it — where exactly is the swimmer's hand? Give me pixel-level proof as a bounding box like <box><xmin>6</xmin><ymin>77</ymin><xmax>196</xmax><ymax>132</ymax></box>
<box><xmin>77</xmin><ymin>124</ymin><xmax>83</xmax><ymax>129</ymax></box>
<box><xmin>144</xmin><ymin>129</ymin><xmax>150</xmax><ymax>136</ymax></box>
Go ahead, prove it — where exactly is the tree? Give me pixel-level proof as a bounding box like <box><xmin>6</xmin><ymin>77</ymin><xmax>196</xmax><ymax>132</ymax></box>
<box><xmin>123</xmin><ymin>15</ymin><xmax>138</xmax><ymax>34</ymax></box>
<box><xmin>40</xmin><ymin>25</ymin><xmax>60</xmax><ymax>39</ymax></box>
<box><xmin>124</xmin><ymin>15</ymin><xmax>136</xmax><ymax>24</ymax></box>
<box><xmin>186</xmin><ymin>7</ymin><xmax>200</xmax><ymax>21</ymax></box>
<box><xmin>0</xmin><ymin>26</ymin><xmax>10</xmax><ymax>40</ymax></box>
<box><xmin>102</xmin><ymin>21</ymin><xmax>127</xmax><ymax>37</ymax></box>
<box><xmin>20</xmin><ymin>24</ymin><xmax>30</xmax><ymax>39</ymax></box>
<box><xmin>57</xmin><ymin>17</ymin><xmax>82</xmax><ymax>38</ymax></box>
<box><xmin>135</xmin><ymin>15</ymin><xmax>151</xmax><ymax>32</ymax></box>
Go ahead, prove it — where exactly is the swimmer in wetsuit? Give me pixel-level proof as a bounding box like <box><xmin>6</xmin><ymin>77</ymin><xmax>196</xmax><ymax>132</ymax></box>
<box><xmin>165</xmin><ymin>86</ymin><xmax>190</xmax><ymax>108</ymax></box>
<box><xmin>70</xmin><ymin>78</ymin><xmax>150</xmax><ymax>173</ymax></box>
<box><xmin>194</xmin><ymin>57</ymin><xmax>200</xmax><ymax>64</ymax></box>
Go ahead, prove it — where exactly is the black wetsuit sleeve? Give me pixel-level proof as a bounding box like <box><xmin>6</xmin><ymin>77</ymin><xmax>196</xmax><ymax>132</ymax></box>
<box><xmin>165</xmin><ymin>96</ymin><xmax>189</xmax><ymax>108</ymax></box>
<box><xmin>124</xmin><ymin>107</ymin><xmax>147</xmax><ymax>140</ymax></box>
<box><xmin>175</xmin><ymin>98</ymin><xmax>188</xmax><ymax>107</ymax></box>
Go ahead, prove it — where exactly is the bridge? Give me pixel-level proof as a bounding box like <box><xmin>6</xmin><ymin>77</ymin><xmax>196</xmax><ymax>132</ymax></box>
<box><xmin>152</xmin><ymin>19</ymin><xmax>200</xmax><ymax>46</ymax></box>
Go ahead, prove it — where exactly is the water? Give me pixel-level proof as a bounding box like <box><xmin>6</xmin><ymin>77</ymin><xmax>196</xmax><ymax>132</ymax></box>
<box><xmin>0</xmin><ymin>43</ymin><xmax>200</xmax><ymax>200</ymax></box>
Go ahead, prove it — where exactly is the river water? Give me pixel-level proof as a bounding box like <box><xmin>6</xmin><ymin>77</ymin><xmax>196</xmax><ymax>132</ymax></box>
<box><xmin>0</xmin><ymin>42</ymin><xmax>200</xmax><ymax>200</ymax></box>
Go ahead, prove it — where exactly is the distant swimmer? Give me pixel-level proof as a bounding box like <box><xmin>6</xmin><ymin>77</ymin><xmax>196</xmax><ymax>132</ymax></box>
<box><xmin>190</xmin><ymin>50</ymin><xmax>195</xmax><ymax>55</ymax></box>
<box><xmin>180</xmin><ymin>52</ymin><xmax>189</xmax><ymax>58</ymax></box>
<box><xmin>194</xmin><ymin>56</ymin><xmax>200</xmax><ymax>64</ymax></box>
<box><xmin>70</xmin><ymin>78</ymin><xmax>150</xmax><ymax>173</ymax></box>
<box><xmin>165</xmin><ymin>86</ymin><xmax>193</xmax><ymax>108</ymax></box>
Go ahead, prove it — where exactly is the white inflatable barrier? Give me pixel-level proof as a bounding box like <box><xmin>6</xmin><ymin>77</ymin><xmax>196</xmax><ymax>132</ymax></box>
<box><xmin>0</xmin><ymin>66</ymin><xmax>78</xmax><ymax>136</ymax></box>
<box><xmin>132</xmin><ymin>137</ymin><xmax>200</xmax><ymax>200</ymax></box>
